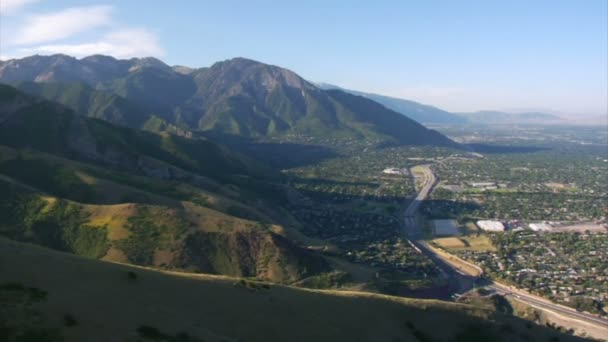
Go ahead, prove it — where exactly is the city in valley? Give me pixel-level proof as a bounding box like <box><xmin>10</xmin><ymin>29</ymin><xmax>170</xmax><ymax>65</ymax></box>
<box><xmin>0</xmin><ymin>2</ymin><xmax>606</xmax><ymax>341</ymax></box>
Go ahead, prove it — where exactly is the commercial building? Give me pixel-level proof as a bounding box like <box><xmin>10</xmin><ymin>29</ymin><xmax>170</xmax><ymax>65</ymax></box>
<box><xmin>477</xmin><ymin>220</ymin><xmax>505</xmax><ymax>232</ymax></box>
<box><xmin>529</xmin><ymin>223</ymin><xmax>553</xmax><ymax>231</ymax></box>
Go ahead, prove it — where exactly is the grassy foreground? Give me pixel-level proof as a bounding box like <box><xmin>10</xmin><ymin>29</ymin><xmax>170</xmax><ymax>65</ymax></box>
<box><xmin>0</xmin><ymin>238</ymin><xmax>586</xmax><ymax>342</ymax></box>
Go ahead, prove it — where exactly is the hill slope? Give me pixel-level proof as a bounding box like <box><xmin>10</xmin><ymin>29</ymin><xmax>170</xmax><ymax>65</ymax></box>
<box><xmin>0</xmin><ymin>237</ymin><xmax>585</xmax><ymax>342</ymax></box>
<box><xmin>12</xmin><ymin>81</ymin><xmax>151</xmax><ymax>128</ymax></box>
<box><xmin>0</xmin><ymin>84</ymin><xmax>276</xmax><ymax>183</ymax></box>
<box><xmin>0</xmin><ymin>177</ymin><xmax>326</xmax><ymax>283</ymax></box>
<box><xmin>0</xmin><ymin>85</ymin><xmax>328</xmax><ymax>283</ymax></box>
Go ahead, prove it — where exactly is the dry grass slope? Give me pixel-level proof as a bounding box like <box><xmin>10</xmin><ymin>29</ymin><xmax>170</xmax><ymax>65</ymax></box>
<box><xmin>0</xmin><ymin>238</ymin><xmax>586</xmax><ymax>342</ymax></box>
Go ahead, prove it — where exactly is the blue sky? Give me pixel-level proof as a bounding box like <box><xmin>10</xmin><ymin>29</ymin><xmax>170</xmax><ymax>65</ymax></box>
<box><xmin>1</xmin><ymin>0</ymin><xmax>606</xmax><ymax>116</ymax></box>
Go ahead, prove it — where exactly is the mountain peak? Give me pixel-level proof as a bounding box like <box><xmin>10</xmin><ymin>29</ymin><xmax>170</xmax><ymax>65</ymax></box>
<box><xmin>127</xmin><ymin>56</ymin><xmax>170</xmax><ymax>72</ymax></box>
<box><xmin>201</xmin><ymin>56</ymin><xmax>315</xmax><ymax>94</ymax></box>
<box><xmin>220</xmin><ymin>56</ymin><xmax>265</xmax><ymax>66</ymax></box>
<box><xmin>81</xmin><ymin>54</ymin><xmax>118</xmax><ymax>64</ymax></box>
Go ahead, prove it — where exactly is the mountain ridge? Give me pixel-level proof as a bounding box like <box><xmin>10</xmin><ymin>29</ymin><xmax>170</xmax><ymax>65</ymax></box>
<box><xmin>316</xmin><ymin>82</ymin><xmax>468</xmax><ymax>124</ymax></box>
<box><xmin>455</xmin><ymin>110</ymin><xmax>565</xmax><ymax>125</ymax></box>
<box><xmin>1</xmin><ymin>54</ymin><xmax>458</xmax><ymax>147</ymax></box>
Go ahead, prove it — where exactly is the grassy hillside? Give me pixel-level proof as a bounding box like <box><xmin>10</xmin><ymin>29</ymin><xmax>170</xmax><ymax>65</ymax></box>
<box><xmin>0</xmin><ymin>237</ymin><xmax>586</xmax><ymax>342</ymax></box>
<box><xmin>0</xmin><ymin>84</ymin><xmax>280</xmax><ymax>186</ymax></box>
<box><xmin>0</xmin><ymin>85</ymin><xmax>325</xmax><ymax>284</ymax></box>
<box><xmin>0</xmin><ymin>176</ymin><xmax>327</xmax><ymax>283</ymax></box>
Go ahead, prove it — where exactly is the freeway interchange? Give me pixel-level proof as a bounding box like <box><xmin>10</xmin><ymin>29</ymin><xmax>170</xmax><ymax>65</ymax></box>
<box><xmin>401</xmin><ymin>164</ymin><xmax>608</xmax><ymax>334</ymax></box>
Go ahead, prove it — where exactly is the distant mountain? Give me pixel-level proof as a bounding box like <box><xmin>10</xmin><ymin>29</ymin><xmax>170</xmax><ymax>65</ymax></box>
<box><xmin>315</xmin><ymin>84</ymin><xmax>576</xmax><ymax>127</ymax></box>
<box><xmin>456</xmin><ymin>110</ymin><xmax>565</xmax><ymax>125</ymax></box>
<box><xmin>0</xmin><ymin>54</ymin><xmax>171</xmax><ymax>84</ymax></box>
<box><xmin>316</xmin><ymin>83</ymin><xmax>468</xmax><ymax>124</ymax></box>
<box><xmin>0</xmin><ymin>54</ymin><xmax>457</xmax><ymax>147</ymax></box>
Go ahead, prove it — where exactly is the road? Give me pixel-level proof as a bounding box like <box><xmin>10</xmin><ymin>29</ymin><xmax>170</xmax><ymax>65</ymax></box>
<box><xmin>401</xmin><ymin>164</ymin><xmax>608</xmax><ymax>332</ymax></box>
<box><xmin>403</xmin><ymin>165</ymin><xmax>436</xmax><ymax>237</ymax></box>
<box><xmin>402</xmin><ymin>165</ymin><xmax>478</xmax><ymax>295</ymax></box>
<box><xmin>489</xmin><ymin>283</ymin><xmax>608</xmax><ymax>329</ymax></box>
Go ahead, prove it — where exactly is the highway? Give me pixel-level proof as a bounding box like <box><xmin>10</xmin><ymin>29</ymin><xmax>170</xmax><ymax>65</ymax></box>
<box><xmin>489</xmin><ymin>283</ymin><xmax>608</xmax><ymax>329</ymax></box>
<box><xmin>401</xmin><ymin>164</ymin><xmax>608</xmax><ymax>333</ymax></box>
<box><xmin>402</xmin><ymin>165</ymin><xmax>478</xmax><ymax>295</ymax></box>
<box><xmin>403</xmin><ymin>164</ymin><xmax>436</xmax><ymax>235</ymax></box>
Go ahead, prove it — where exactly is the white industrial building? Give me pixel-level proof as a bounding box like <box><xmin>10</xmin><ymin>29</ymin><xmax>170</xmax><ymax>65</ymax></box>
<box><xmin>529</xmin><ymin>223</ymin><xmax>553</xmax><ymax>231</ymax></box>
<box><xmin>470</xmin><ymin>182</ymin><xmax>496</xmax><ymax>188</ymax></box>
<box><xmin>477</xmin><ymin>220</ymin><xmax>505</xmax><ymax>232</ymax></box>
<box><xmin>382</xmin><ymin>168</ymin><xmax>406</xmax><ymax>175</ymax></box>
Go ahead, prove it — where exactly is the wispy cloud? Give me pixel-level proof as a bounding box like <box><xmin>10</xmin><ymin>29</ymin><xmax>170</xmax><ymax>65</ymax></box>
<box><xmin>14</xmin><ymin>5</ymin><xmax>113</xmax><ymax>45</ymax></box>
<box><xmin>0</xmin><ymin>0</ymin><xmax>40</xmax><ymax>15</ymax></box>
<box><xmin>4</xmin><ymin>3</ymin><xmax>164</xmax><ymax>59</ymax></box>
<box><xmin>20</xmin><ymin>28</ymin><xmax>165</xmax><ymax>58</ymax></box>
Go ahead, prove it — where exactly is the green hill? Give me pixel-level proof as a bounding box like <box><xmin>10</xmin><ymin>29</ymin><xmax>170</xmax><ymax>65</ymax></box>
<box><xmin>0</xmin><ymin>85</ymin><xmax>326</xmax><ymax>283</ymax></box>
<box><xmin>0</xmin><ymin>177</ymin><xmax>326</xmax><ymax>283</ymax></box>
<box><xmin>0</xmin><ymin>84</ymin><xmax>277</xmax><ymax>184</ymax></box>
<box><xmin>0</xmin><ymin>237</ymin><xmax>585</xmax><ymax>342</ymax></box>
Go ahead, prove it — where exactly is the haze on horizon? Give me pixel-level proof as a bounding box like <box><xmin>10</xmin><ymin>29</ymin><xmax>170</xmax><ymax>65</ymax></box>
<box><xmin>0</xmin><ymin>0</ymin><xmax>606</xmax><ymax>118</ymax></box>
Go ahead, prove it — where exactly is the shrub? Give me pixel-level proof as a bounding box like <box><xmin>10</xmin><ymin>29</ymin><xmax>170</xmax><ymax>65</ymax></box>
<box><xmin>63</xmin><ymin>314</ymin><xmax>78</xmax><ymax>327</ymax></box>
<box><xmin>137</xmin><ymin>325</ymin><xmax>167</xmax><ymax>340</ymax></box>
<box><xmin>127</xmin><ymin>271</ymin><xmax>138</xmax><ymax>281</ymax></box>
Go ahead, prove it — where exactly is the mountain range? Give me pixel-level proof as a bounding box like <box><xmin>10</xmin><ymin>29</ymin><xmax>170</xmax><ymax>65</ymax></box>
<box><xmin>0</xmin><ymin>55</ymin><xmax>587</xmax><ymax>130</ymax></box>
<box><xmin>317</xmin><ymin>83</ymin><xmax>468</xmax><ymax>124</ymax></box>
<box><xmin>317</xmin><ymin>83</ymin><xmax>569</xmax><ymax>126</ymax></box>
<box><xmin>0</xmin><ymin>54</ymin><xmax>456</xmax><ymax>147</ymax></box>
<box><xmin>455</xmin><ymin>110</ymin><xmax>564</xmax><ymax>125</ymax></box>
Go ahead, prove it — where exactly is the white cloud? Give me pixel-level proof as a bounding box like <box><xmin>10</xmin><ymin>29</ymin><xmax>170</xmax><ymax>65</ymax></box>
<box><xmin>0</xmin><ymin>0</ymin><xmax>40</xmax><ymax>14</ymax></box>
<box><xmin>21</xmin><ymin>28</ymin><xmax>165</xmax><ymax>58</ymax></box>
<box><xmin>14</xmin><ymin>5</ymin><xmax>113</xmax><ymax>45</ymax></box>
